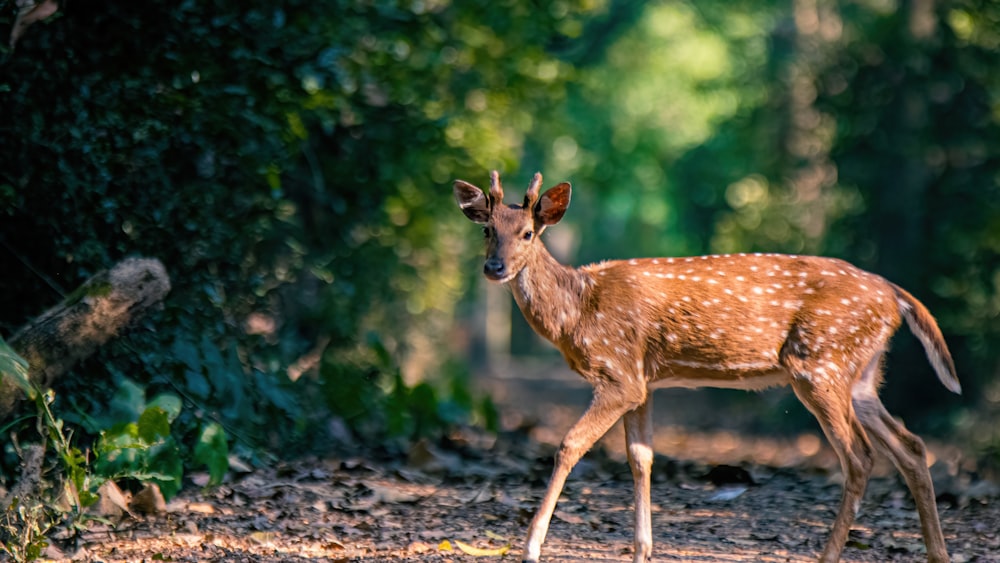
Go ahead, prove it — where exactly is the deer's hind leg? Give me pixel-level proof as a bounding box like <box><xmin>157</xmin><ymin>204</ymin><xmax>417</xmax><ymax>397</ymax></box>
<box><xmin>785</xmin><ymin>354</ymin><xmax>875</xmax><ymax>562</ymax></box>
<box><xmin>852</xmin><ymin>353</ymin><xmax>949</xmax><ymax>562</ymax></box>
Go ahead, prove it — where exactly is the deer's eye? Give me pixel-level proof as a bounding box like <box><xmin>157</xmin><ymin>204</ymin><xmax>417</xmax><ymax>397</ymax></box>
<box><xmin>523</xmin><ymin>230</ymin><xmax>534</xmax><ymax>241</ymax></box>
<box><xmin>482</xmin><ymin>226</ymin><xmax>491</xmax><ymax>238</ymax></box>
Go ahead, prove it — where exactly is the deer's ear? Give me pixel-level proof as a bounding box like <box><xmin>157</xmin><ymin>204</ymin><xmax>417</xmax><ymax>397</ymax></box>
<box><xmin>536</xmin><ymin>182</ymin><xmax>571</xmax><ymax>226</ymax></box>
<box><xmin>453</xmin><ymin>180</ymin><xmax>490</xmax><ymax>224</ymax></box>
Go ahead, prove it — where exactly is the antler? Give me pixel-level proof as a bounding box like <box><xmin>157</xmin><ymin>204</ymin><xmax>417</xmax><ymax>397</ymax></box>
<box><xmin>489</xmin><ymin>170</ymin><xmax>504</xmax><ymax>206</ymax></box>
<box><xmin>524</xmin><ymin>172</ymin><xmax>543</xmax><ymax>209</ymax></box>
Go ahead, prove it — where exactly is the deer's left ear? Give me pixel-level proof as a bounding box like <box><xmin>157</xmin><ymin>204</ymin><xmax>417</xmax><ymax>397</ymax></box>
<box><xmin>535</xmin><ymin>182</ymin><xmax>571</xmax><ymax>226</ymax></box>
<box><xmin>454</xmin><ymin>180</ymin><xmax>490</xmax><ymax>224</ymax></box>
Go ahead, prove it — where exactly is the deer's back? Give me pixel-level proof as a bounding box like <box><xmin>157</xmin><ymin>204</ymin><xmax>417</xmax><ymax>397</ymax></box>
<box><xmin>568</xmin><ymin>253</ymin><xmax>903</xmax><ymax>390</ymax></box>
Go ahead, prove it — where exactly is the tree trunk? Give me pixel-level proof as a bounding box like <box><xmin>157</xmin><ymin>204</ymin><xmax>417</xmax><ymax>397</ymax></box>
<box><xmin>0</xmin><ymin>257</ymin><xmax>171</xmax><ymax>418</ymax></box>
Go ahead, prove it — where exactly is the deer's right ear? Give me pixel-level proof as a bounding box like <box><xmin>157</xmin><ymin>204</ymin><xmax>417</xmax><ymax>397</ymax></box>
<box><xmin>536</xmin><ymin>182</ymin><xmax>571</xmax><ymax>226</ymax></box>
<box><xmin>453</xmin><ymin>180</ymin><xmax>491</xmax><ymax>224</ymax></box>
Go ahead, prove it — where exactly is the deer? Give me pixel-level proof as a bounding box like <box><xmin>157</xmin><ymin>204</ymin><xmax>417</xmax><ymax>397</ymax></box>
<box><xmin>453</xmin><ymin>171</ymin><xmax>961</xmax><ymax>563</ymax></box>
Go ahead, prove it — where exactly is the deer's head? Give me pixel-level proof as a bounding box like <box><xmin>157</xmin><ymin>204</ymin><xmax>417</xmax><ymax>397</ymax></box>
<box><xmin>453</xmin><ymin>171</ymin><xmax>571</xmax><ymax>283</ymax></box>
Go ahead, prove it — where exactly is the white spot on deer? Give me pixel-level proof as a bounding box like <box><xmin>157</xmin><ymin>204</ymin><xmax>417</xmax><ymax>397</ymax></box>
<box><xmin>736</xmin><ymin>276</ymin><xmax>746</xmax><ymax>282</ymax></box>
<box><xmin>666</xmin><ymin>258</ymin><xmax>675</xmax><ymax>264</ymax></box>
<box><xmin>629</xmin><ymin>259</ymin><xmax>639</xmax><ymax>265</ymax></box>
<box><xmin>678</xmin><ymin>275</ymin><xmax>687</xmax><ymax>280</ymax></box>
<box><xmin>685</xmin><ymin>258</ymin><xmax>694</xmax><ymax>263</ymax></box>
<box><xmin>752</xmin><ymin>287</ymin><xmax>763</xmax><ymax>295</ymax></box>
<box><xmin>738</xmin><ymin>296</ymin><xmax>749</xmax><ymax>303</ymax></box>
<box><xmin>692</xmin><ymin>276</ymin><xmax>702</xmax><ymax>282</ymax></box>
<box><xmin>652</xmin><ymin>259</ymin><xmax>660</xmax><ymax>265</ymax></box>
<box><xmin>702</xmin><ymin>300</ymin><xmax>712</xmax><ymax>307</ymax></box>
<box><xmin>860</xmin><ymin>284</ymin><xmax>869</xmax><ymax>290</ymax></box>
<box><xmin>750</xmin><ymin>266</ymin><xmax>759</xmax><ymax>272</ymax></box>
<box><xmin>595</xmin><ymin>312</ymin><xmax>605</xmax><ymax>320</ymax></box>
<box><xmin>681</xmin><ymin>296</ymin><xmax>692</xmax><ymax>303</ymax></box>
<box><xmin>643</xmin><ymin>271</ymin><xmax>651</xmax><ymax>277</ymax></box>
<box><xmin>666</xmin><ymin>333</ymin><xmax>678</xmax><ymax>342</ymax></box>
<box><xmin>829</xmin><ymin>326</ymin><xmax>838</xmax><ymax>335</ymax></box>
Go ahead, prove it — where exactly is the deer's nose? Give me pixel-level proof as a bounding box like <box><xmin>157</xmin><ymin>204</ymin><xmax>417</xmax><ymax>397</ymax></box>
<box><xmin>484</xmin><ymin>258</ymin><xmax>506</xmax><ymax>280</ymax></box>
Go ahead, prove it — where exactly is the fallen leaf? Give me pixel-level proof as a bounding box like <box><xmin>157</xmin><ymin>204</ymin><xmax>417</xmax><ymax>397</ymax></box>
<box><xmin>93</xmin><ymin>480</ymin><xmax>131</xmax><ymax>518</ymax></box>
<box><xmin>186</xmin><ymin>502</ymin><xmax>216</xmax><ymax>514</ymax></box>
<box><xmin>130</xmin><ymin>483</ymin><xmax>167</xmax><ymax>514</ymax></box>
<box><xmin>708</xmin><ymin>485</ymin><xmax>748</xmax><ymax>502</ymax></box>
<box><xmin>453</xmin><ymin>539</ymin><xmax>511</xmax><ymax>556</ymax></box>
<box><xmin>554</xmin><ymin>509</ymin><xmax>587</xmax><ymax>525</ymax></box>
<box><xmin>248</xmin><ymin>531</ymin><xmax>277</xmax><ymax>545</ymax></box>
<box><xmin>438</xmin><ymin>539</ymin><xmax>453</xmax><ymax>551</ymax></box>
<box><xmin>406</xmin><ymin>541</ymin><xmax>435</xmax><ymax>554</ymax></box>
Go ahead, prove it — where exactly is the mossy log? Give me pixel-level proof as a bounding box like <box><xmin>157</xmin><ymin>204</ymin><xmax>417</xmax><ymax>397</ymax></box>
<box><xmin>0</xmin><ymin>257</ymin><xmax>171</xmax><ymax>418</ymax></box>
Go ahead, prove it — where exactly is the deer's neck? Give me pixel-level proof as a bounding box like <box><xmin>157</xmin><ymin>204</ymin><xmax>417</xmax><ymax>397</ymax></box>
<box><xmin>510</xmin><ymin>246</ymin><xmax>589</xmax><ymax>345</ymax></box>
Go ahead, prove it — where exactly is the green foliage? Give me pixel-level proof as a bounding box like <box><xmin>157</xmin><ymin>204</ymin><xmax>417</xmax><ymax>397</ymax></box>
<box><xmin>0</xmin><ymin>0</ymin><xmax>597</xmax><ymax>467</ymax></box>
<box><xmin>321</xmin><ymin>339</ymin><xmax>491</xmax><ymax>447</ymax></box>
<box><xmin>87</xmin><ymin>378</ymin><xmax>227</xmax><ymax>500</ymax></box>
<box><xmin>0</xmin><ymin>336</ymin><xmax>32</xmax><ymax>400</ymax></box>
<box><xmin>0</xmin><ymin>497</ymin><xmax>51</xmax><ymax>563</ymax></box>
<box><xmin>193</xmin><ymin>423</ymin><xmax>229</xmax><ymax>487</ymax></box>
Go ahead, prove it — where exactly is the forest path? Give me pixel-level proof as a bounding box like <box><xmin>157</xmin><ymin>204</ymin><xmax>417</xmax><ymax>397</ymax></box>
<box><xmin>76</xmin><ymin>359</ymin><xmax>998</xmax><ymax>562</ymax></box>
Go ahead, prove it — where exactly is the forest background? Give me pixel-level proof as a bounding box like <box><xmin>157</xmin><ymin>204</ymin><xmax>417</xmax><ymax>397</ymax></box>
<box><xmin>1</xmin><ymin>0</ymin><xmax>1000</xmax><ymax>539</ymax></box>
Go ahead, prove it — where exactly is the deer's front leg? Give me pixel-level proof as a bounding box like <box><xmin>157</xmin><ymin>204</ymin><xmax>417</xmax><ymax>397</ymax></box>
<box><xmin>523</xmin><ymin>388</ymin><xmax>640</xmax><ymax>563</ymax></box>
<box><xmin>624</xmin><ymin>394</ymin><xmax>654</xmax><ymax>563</ymax></box>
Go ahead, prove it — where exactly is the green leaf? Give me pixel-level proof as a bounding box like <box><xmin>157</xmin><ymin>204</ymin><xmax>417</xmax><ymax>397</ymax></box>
<box><xmin>0</xmin><ymin>335</ymin><xmax>33</xmax><ymax>399</ymax></box>
<box><xmin>147</xmin><ymin>393</ymin><xmax>183</xmax><ymax>423</ymax></box>
<box><xmin>137</xmin><ymin>406</ymin><xmax>171</xmax><ymax>443</ymax></box>
<box><xmin>194</xmin><ymin>422</ymin><xmax>229</xmax><ymax>486</ymax></box>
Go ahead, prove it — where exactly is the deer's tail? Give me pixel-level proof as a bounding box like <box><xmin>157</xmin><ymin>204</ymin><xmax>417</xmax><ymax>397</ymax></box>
<box><xmin>892</xmin><ymin>283</ymin><xmax>961</xmax><ymax>394</ymax></box>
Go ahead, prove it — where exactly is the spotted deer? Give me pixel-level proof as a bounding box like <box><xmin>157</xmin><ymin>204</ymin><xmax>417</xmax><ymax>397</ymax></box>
<box><xmin>453</xmin><ymin>171</ymin><xmax>960</xmax><ymax>563</ymax></box>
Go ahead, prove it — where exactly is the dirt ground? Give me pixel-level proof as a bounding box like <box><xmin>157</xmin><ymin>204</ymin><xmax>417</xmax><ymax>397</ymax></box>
<box><xmin>58</xmin><ymin>359</ymin><xmax>1000</xmax><ymax>562</ymax></box>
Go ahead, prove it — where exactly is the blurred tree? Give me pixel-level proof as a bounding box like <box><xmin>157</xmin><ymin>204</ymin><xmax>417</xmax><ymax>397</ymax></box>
<box><xmin>529</xmin><ymin>0</ymin><xmax>997</xmax><ymax>420</ymax></box>
<box><xmin>0</xmin><ymin>0</ymin><xmax>605</xmax><ymax>452</ymax></box>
